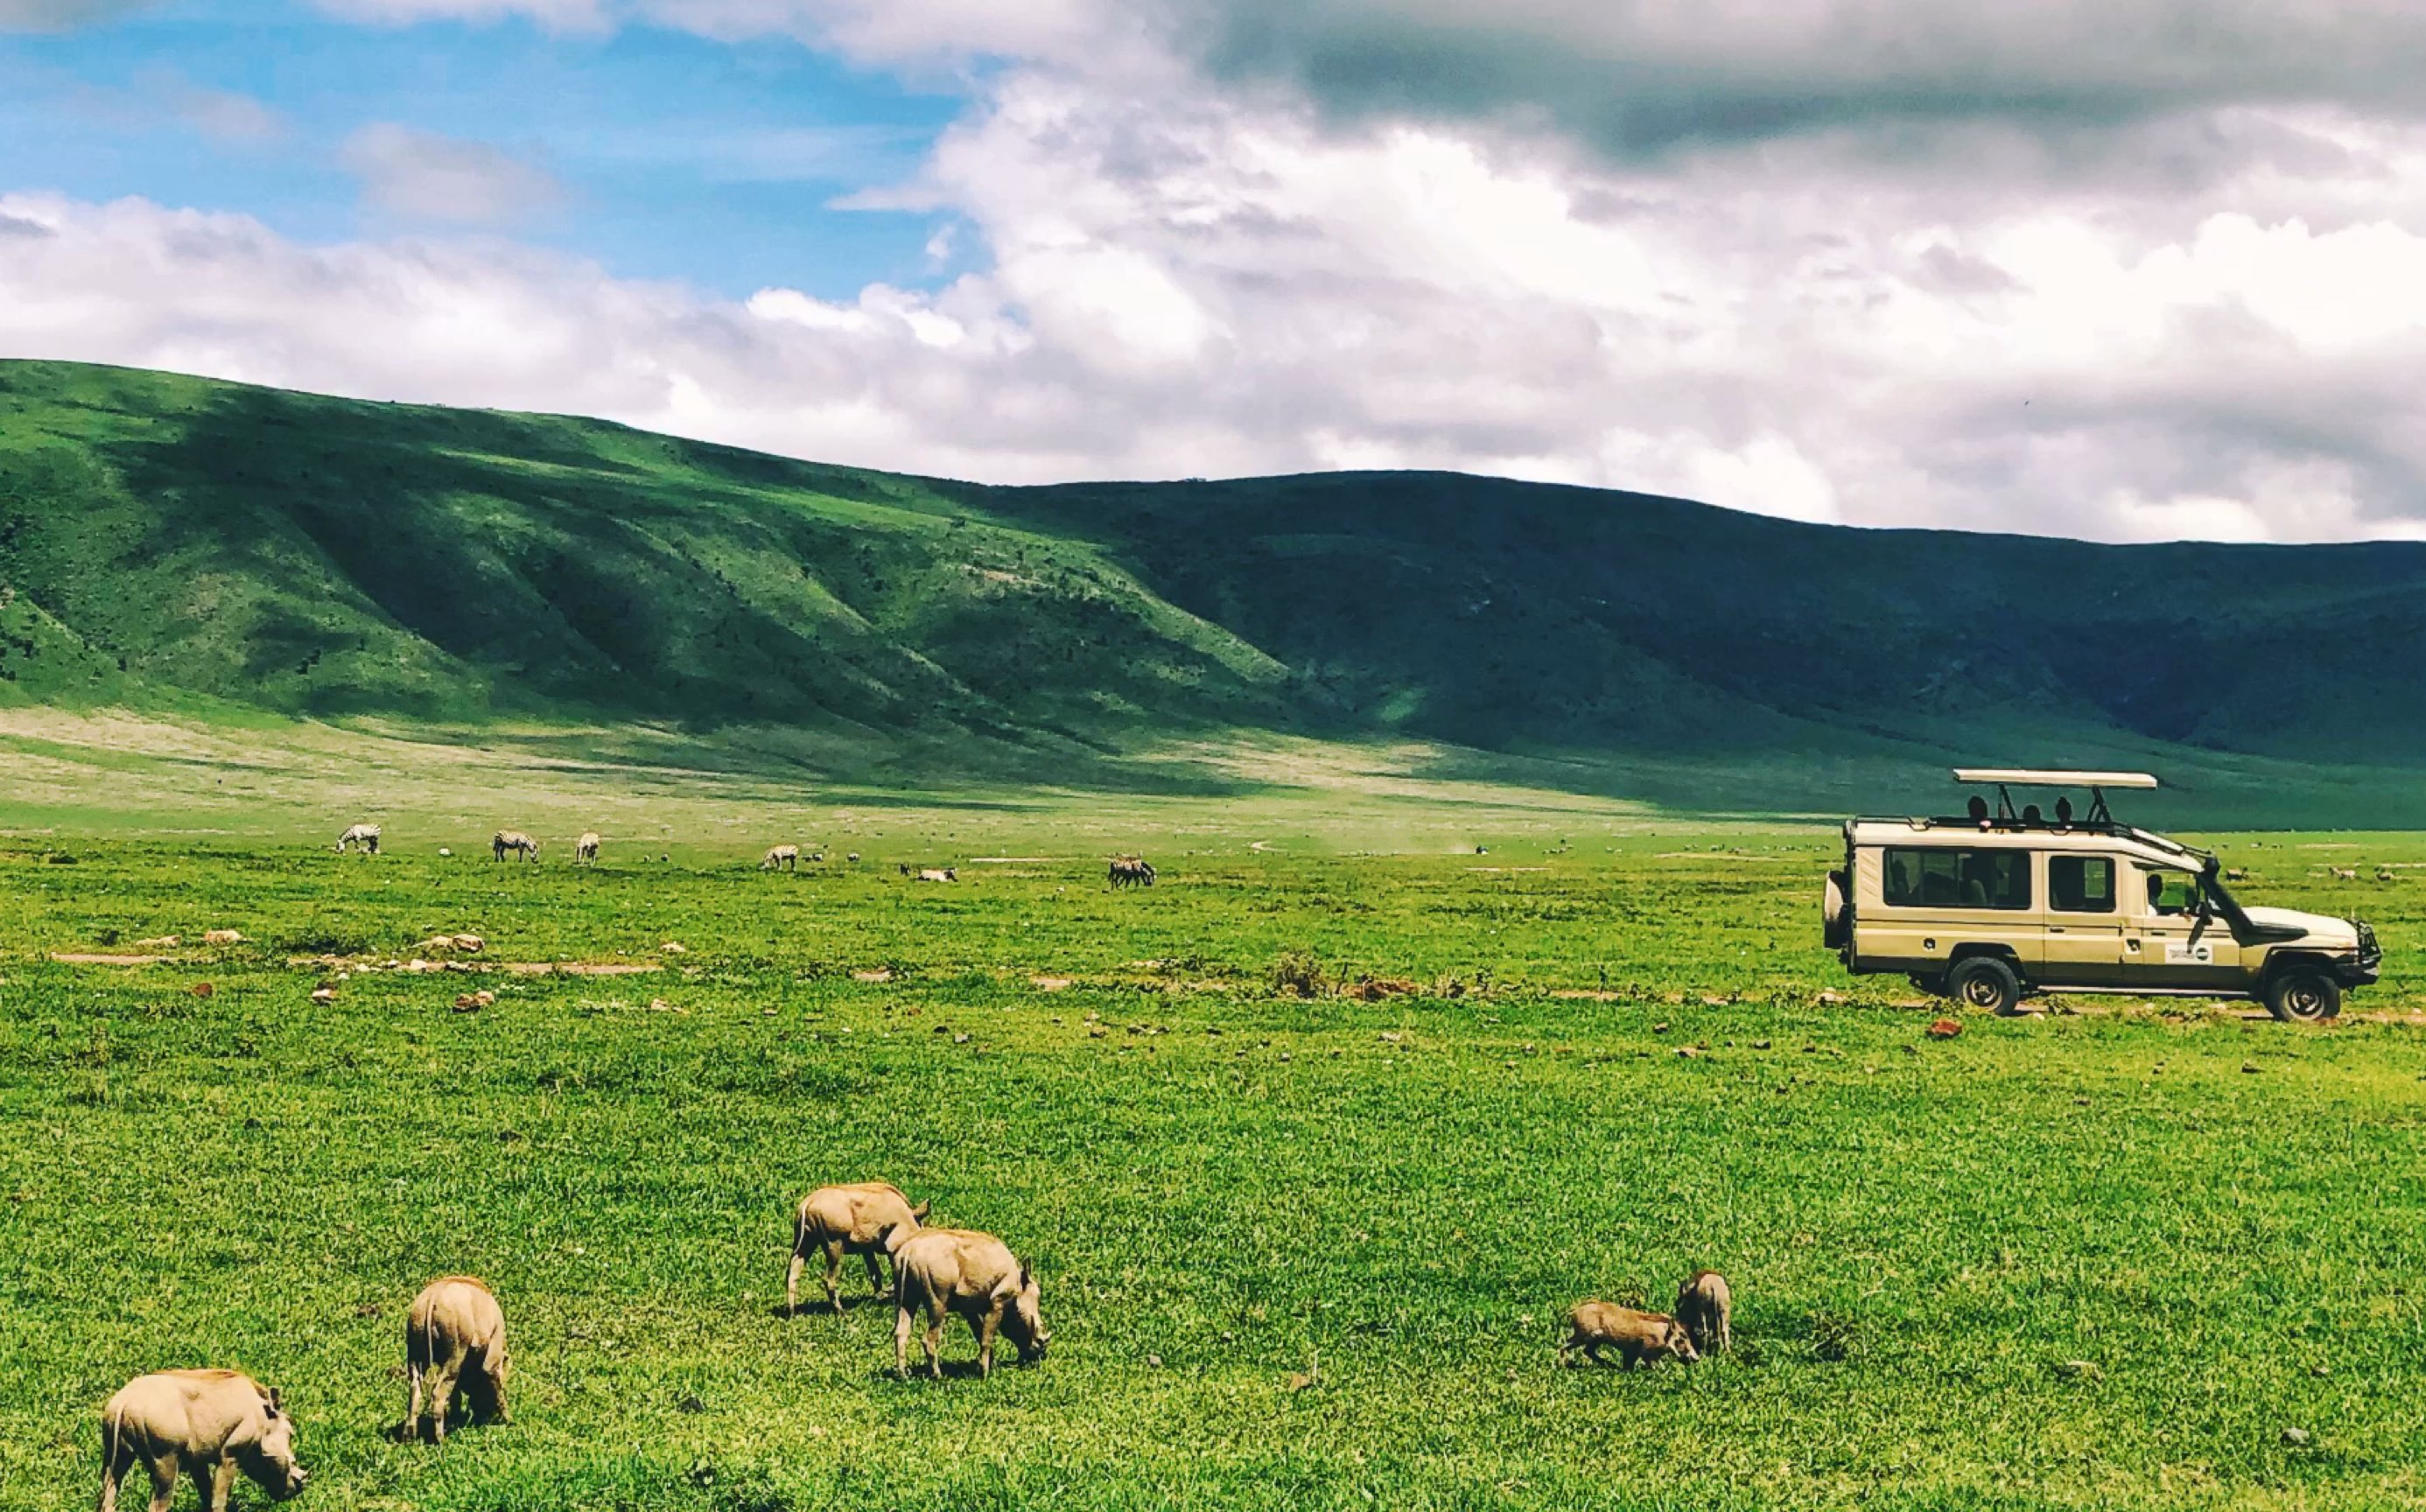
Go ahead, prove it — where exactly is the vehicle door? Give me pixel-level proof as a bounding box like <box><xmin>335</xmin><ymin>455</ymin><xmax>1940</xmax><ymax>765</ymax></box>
<box><xmin>1873</xmin><ymin>844</ymin><xmax>2043</xmax><ymax>973</ymax></box>
<box><xmin>2039</xmin><ymin>852</ymin><xmax>2127</xmax><ymax>986</ymax></box>
<box><xmin>2123</xmin><ymin>864</ymin><xmax>2244</xmax><ymax>989</ymax></box>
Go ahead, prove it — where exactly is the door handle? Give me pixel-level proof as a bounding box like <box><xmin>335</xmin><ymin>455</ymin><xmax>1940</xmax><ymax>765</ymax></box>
<box><xmin>2049</xmin><ymin>927</ymin><xmax>2067</xmax><ymax>934</ymax></box>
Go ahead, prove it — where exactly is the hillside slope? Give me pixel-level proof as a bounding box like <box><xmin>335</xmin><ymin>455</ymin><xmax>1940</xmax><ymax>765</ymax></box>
<box><xmin>4</xmin><ymin>359</ymin><xmax>2425</xmax><ymax>802</ymax></box>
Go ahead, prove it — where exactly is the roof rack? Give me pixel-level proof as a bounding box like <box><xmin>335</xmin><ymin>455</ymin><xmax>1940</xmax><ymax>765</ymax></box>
<box><xmin>1951</xmin><ymin>767</ymin><xmax>2159</xmax><ymax>827</ymax></box>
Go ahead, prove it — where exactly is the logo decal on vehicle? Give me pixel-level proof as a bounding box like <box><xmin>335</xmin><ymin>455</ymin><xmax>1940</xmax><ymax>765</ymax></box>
<box><xmin>2163</xmin><ymin>941</ymin><xmax>2218</xmax><ymax>964</ymax></box>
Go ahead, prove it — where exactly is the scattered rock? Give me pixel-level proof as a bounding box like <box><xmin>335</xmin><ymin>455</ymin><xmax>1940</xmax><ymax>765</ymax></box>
<box><xmin>953</xmin><ymin>1032</ymin><xmax>971</xmax><ymax>1045</ymax></box>
<box><xmin>1089</xmin><ymin>1026</ymin><xmax>1108</xmax><ymax>1039</ymax></box>
<box><xmin>420</xmin><ymin>934</ymin><xmax>484</xmax><ymax>955</ymax></box>
<box><xmin>452</xmin><ymin>990</ymin><xmax>496</xmax><ymax>1012</ymax></box>
<box><xmin>1815</xmin><ymin>990</ymin><xmax>1847</xmax><ymax>1005</ymax></box>
<box><xmin>310</xmin><ymin>987</ymin><xmax>336</xmax><ymax>1005</ymax></box>
<box><xmin>191</xmin><ymin>982</ymin><xmax>214</xmax><ymax>999</ymax></box>
<box><xmin>2282</xmin><ymin>1426</ymin><xmax>2311</xmax><ymax>1447</ymax></box>
<box><xmin>1675</xmin><ymin>1045</ymin><xmax>1701</xmax><ymax>1059</ymax></box>
<box><xmin>1927</xmin><ymin>1018</ymin><xmax>1963</xmax><ymax>1040</ymax></box>
<box><xmin>1751</xmin><ymin>1039</ymin><xmax>1771</xmax><ymax>1050</ymax></box>
<box><xmin>2056</xmin><ymin>1359</ymin><xmax>2103</xmax><ymax>1382</ymax></box>
<box><xmin>438</xmin><ymin>847</ymin><xmax>452</xmax><ymax>858</ymax></box>
<box><xmin>659</xmin><ymin>942</ymin><xmax>688</xmax><ymax>955</ymax></box>
<box><xmin>203</xmin><ymin>929</ymin><xmax>245</xmax><ymax>946</ymax></box>
<box><xmin>852</xmin><ymin>968</ymin><xmax>893</xmax><ymax>984</ymax></box>
<box><xmin>135</xmin><ymin>935</ymin><xmax>180</xmax><ymax>948</ymax></box>
<box><xmin>1651</xmin><ymin>1022</ymin><xmax>1670</xmax><ymax>1034</ymax></box>
<box><xmin>2243</xmin><ymin>1062</ymin><xmax>2261</xmax><ymax>1074</ymax></box>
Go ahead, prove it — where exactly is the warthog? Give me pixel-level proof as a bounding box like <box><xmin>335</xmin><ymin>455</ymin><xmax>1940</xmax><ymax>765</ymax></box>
<box><xmin>762</xmin><ymin>844</ymin><xmax>799</xmax><ymax>872</ymax></box>
<box><xmin>1559</xmin><ymin>1302</ymin><xmax>1700</xmax><ymax>1368</ymax></box>
<box><xmin>893</xmin><ymin>1228</ymin><xmax>1049</xmax><ymax>1380</ymax></box>
<box><xmin>2378</xmin><ymin>866</ymin><xmax>2397</xmax><ymax>883</ymax></box>
<box><xmin>334</xmin><ymin>823</ymin><xmax>381</xmax><ymax>855</ymax></box>
<box><xmin>1108</xmin><ymin>856</ymin><xmax>1156</xmax><ymax>889</ymax></box>
<box><xmin>2330</xmin><ymin>866</ymin><xmax>2359</xmax><ymax>881</ymax></box>
<box><xmin>99</xmin><ymin>1369</ymin><xmax>308</xmax><ymax>1512</ymax></box>
<box><xmin>915</xmin><ymin>868</ymin><xmax>957</xmax><ymax>883</ymax></box>
<box><xmin>786</xmin><ymin>1182</ymin><xmax>929</xmax><ymax>1314</ymax></box>
<box><xmin>492</xmin><ymin>831</ymin><xmax>539</xmax><ymax>863</ymax></box>
<box><xmin>2224</xmin><ymin>868</ymin><xmax>2249</xmax><ymax>882</ymax></box>
<box><xmin>405</xmin><ymin>1277</ymin><xmax>509</xmax><ymax>1444</ymax></box>
<box><xmin>574</xmin><ymin>832</ymin><xmax>599</xmax><ymax>864</ymax></box>
<box><xmin>1673</xmin><ymin>1270</ymin><xmax>1733</xmax><ymax>1356</ymax></box>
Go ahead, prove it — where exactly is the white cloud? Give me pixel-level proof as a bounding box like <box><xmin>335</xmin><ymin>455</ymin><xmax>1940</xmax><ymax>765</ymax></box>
<box><xmin>12</xmin><ymin>3</ymin><xmax>2426</xmax><ymax>542</ymax></box>
<box><xmin>339</xmin><ymin>124</ymin><xmax>564</xmax><ymax>225</ymax></box>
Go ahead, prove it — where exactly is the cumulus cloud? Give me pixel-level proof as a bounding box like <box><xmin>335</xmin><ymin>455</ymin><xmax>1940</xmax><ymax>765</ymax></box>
<box><xmin>11</xmin><ymin>0</ymin><xmax>2426</xmax><ymax>541</ymax></box>
<box><xmin>340</xmin><ymin>124</ymin><xmax>564</xmax><ymax>225</ymax></box>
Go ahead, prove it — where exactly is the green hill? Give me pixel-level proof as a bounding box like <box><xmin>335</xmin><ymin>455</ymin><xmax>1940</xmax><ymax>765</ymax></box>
<box><xmin>4</xmin><ymin>358</ymin><xmax>2425</xmax><ymax>819</ymax></box>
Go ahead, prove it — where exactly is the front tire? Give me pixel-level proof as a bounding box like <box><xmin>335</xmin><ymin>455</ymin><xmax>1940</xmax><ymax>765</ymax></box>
<box><xmin>1946</xmin><ymin>956</ymin><xmax>2023</xmax><ymax>1015</ymax></box>
<box><xmin>2265</xmin><ymin>967</ymin><xmax>2341</xmax><ymax>1024</ymax></box>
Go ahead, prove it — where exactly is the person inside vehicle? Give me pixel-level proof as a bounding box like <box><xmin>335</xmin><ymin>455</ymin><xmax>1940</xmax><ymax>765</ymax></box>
<box><xmin>1967</xmin><ymin>794</ymin><xmax>1991</xmax><ymax>830</ymax></box>
<box><xmin>2023</xmin><ymin>803</ymin><xmax>2044</xmax><ymax>826</ymax></box>
<box><xmin>2054</xmin><ymin>795</ymin><xmax>2074</xmax><ymax>828</ymax></box>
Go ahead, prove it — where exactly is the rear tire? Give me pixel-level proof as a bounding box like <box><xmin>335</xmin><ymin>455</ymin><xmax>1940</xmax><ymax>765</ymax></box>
<box><xmin>2264</xmin><ymin>967</ymin><xmax>2341</xmax><ymax>1024</ymax></box>
<box><xmin>1946</xmin><ymin>956</ymin><xmax>2023</xmax><ymax>1016</ymax></box>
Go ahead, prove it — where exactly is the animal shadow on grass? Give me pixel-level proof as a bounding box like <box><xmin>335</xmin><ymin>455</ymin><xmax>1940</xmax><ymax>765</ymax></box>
<box><xmin>770</xmin><ymin>1296</ymin><xmax>878</xmax><ymax>1320</ymax></box>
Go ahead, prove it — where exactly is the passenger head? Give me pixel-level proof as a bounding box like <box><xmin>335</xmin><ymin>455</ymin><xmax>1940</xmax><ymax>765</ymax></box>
<box><xmin>1967</xmin><ymin>794</ymin><xmax>1988</xmax><ymax>824</ymax></box>
<box><xmin>2055</xmin><ymin>796</ymin><xmax>2074</xmax><ymax>824</ymax></box>
<box><xmin>2023</xmin><ymin>804</ymin><xmax>2044</xmax><ymax>825</ymax></box>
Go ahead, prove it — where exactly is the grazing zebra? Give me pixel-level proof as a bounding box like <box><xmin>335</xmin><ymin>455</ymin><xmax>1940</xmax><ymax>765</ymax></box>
<box><xmin>763</xmin><ymin>844</ymin><xmax>799</xmax><ymax>872</ymax></box>
<box><xmin>335</xmin><ymin>822</ymin><xmax>382</xmax><ymax>855</ymax></box>
<box><xmin>575</xmin><ymin>832</ymin><xmax>600</xmax><ymax>864</ymax></box>
<box><xmin>493</xmin><ymin>830</ymin><xmax>540</xmax><ymax>863</ymax></box>
<box><xmin>1108</xmin><ymin>856</ymin><xmax>1156</xmax><ymax>889</ymax></box>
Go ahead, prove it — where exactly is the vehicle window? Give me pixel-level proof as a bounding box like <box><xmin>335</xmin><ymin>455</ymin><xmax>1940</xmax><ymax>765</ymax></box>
<box><xmin>2144</xmin><ymin>870</ymin><xmax>2203</xmax><ymax>915</ymax></box>
<box><xmin>1883</xmin><ymin>848</ymin><xmax>2030</xmax><ymax>910</ymax></box>
<box><xmin>2048</xmin><ymin>856</ymin><xmax>2115</xmax><ymax>914</ymax></box>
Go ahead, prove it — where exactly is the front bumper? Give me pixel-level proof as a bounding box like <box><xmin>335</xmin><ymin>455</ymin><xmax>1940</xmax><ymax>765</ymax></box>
<box><xmin>2339</xmin><ymin>920</ymin><xmax>2382</xmax><ymax>986</ymax></box>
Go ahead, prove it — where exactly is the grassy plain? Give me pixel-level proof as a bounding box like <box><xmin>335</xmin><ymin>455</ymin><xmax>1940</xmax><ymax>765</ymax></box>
<box><xmin>4</xmin><ymin>758</ymin><xmax>2426</xmax><ymax>1512</ymax></box>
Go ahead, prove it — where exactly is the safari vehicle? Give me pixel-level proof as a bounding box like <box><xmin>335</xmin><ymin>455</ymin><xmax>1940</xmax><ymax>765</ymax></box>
<box><xmin>1822</xmin><ymin>769</ymin><xmax>2379</xmax><ymax>1022</ymax></box>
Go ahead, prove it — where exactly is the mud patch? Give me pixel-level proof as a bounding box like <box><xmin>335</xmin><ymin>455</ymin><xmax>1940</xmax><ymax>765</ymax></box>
<box><xmin>852</xmin><ymin>968</ymin><xmax>894</xmax><ymax>984</ymax></box>
<box><xmin>49</xmin><ymin>952</ymin><xmax>168</xmax><ymax>966</ymax></box>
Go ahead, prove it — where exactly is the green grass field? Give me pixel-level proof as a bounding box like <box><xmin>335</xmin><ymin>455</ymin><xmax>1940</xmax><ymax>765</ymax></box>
<box><xmin>6</xmin><ymin>788</ymin><xmax>2426</xmax><ymax>1511</ymax></box>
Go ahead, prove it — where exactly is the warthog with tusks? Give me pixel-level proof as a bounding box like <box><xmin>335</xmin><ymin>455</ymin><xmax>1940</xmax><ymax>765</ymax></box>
<box><xmin>1673</xmin><ymin>1270</ymin><xmax>1733</xmax><ymax>1356</ymax></box>
<box><xmin>893</xmin><ymin>1228</ymin><xmax>1048</xmax><ymax>1379</ymax></box>
<box><xmin>786</xmin><ymin>1182</ymin><xmax>929</xmax><ymax>1314</ymax></box>
<box><xmin>405</xmin><ymin>1277</ymin><xmax>508</xmax><ymax>1444</ymax></box>
<box><xmin>99</xmin><ymin>1369</ymin><xmax>308</xmax><ymax>1512</ymax></box>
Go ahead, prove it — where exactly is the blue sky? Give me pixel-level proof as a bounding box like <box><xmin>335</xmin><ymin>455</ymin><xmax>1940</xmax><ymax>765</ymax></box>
<box><xmin>3</xmin><ymin>0</ymin><xmax>965</xmax><ymax>297</ymax></box>
<box><xmin>5</xmin><ymin>0</ymin><xmax>2426</xmax><ymax>542</ymax></box>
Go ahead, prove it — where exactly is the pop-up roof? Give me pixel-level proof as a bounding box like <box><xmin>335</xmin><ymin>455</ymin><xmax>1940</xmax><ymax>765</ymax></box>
<box><xmin>1951</xmin><ymin>768</ymin><xmax>2160</xmax><ymax>789</ymax></box>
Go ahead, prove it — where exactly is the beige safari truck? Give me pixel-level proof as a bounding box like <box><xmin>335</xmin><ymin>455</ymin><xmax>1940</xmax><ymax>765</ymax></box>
<box><xmin>1823</xmin><ymin>769</ymin><xmax>2379</xmax><ymax>1022</ymax></box>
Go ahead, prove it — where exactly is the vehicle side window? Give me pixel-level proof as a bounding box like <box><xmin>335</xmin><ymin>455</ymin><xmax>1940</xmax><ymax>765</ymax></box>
<box><xmin>2048</xmin><ymin>856</ymin><xmax>2115</xmax><ymax>914</ymax></box>
<box><xmin>1883</xmin><ymin>849</ymin><xmax>2030</xmax><ymax>910</ymax></box>
<box><xmin>2145</xmin><ymin>870</ymin><xmax>2202</xmax><ymax>915</ymax></box>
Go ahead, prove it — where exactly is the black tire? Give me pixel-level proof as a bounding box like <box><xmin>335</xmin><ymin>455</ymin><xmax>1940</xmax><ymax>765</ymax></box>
<box><xmin>1946</xmin><ymin>956</ymin><xmax>2023</xmax><ymax>1015</ymax></box>
<box><xmin>2264</xmin><ymin>967</ymin><xmax>2341</xmax><ymax>1024</ymax></box>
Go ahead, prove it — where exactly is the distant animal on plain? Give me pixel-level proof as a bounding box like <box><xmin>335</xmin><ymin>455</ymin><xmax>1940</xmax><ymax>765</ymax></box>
<box><xmin>2330</xmin><ymin>866</ymin><xmax>2359</xmax><ymax>881</ymax></box>
<box><xmin>335</xmin><ymin>823</ymin><xmax>381</xmax><ymax>854</ymax></box>
<box><xmin>2378</xmin><ymin>866</ymin><xmax>2397</xmax><ymax>883</ymax></box>
<box><xmin>762</xmin><ymin>844</ymin><xmax>799</xmax><ymax>872</ymax></box>
<box><xmin>787</xmin><ymin>1182</ymin><xmax>930</xmax><ymax>1315</ymax></box>
<box><xmin>1559</xmin><ymin>1302</ymin><xmax>1700</xmax><ymax>1369</ymax></box>
<box><xmin>2225</xmin><ymin>868</ymin><xmax>2249</xmax><ymax>882</ymax></box>
<box><xmin>915</xmin><ymin>868</ymin><xmax>957</xmax><ymax>883</ymax></box>
<box><xmin>406</xmin><ymin>1277</ymin><xmax>509</xmax><ymax>1445</ymax></box>
<box><xmin>847</xmin><ymin>853</ymin><xmax>860</xmax><ymax>863</ymax></box>
<box><xmin>574</xmin><ymin>832</ymin><xmax>599</xmax><ymax>864</ymax></box>
<box><xmin>899</xmin><ymin>863</ymin><xmax>912</xmax><ymax>876</ymax></box>
<box><xmin>492</xmin><ymin>830</ymin><xmax>539</xmax><ymax>863</ymax></box>
<box><xmin>1108</xmin><ymin>856</ymin><xmax>1156</xmax><ymax>888</ymax></box>
<box><xmin>892</xmin><ymin>1228</ymin><xmax>1048</xmax><ymax>1380</ymax></box>
<box><xmin>1673</xmin><ymin>1270</ymin><xmax>1733</xmax><ymax>1356</ymax></box>
<box><xmin>98</xmin><ymin>1368</ymin><xmax>308</xmax><ymax>1512</ymax></box>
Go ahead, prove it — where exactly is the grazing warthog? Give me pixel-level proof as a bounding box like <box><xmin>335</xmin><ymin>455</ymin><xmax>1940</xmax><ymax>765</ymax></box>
<box><xmin>492</xmin><ymin>831</ymin><xmax>539</xmax><ymax>864</ymax></box>
<box><xmin>574</xmin><ymin>832</ymin><xmax>599</xmax><ymax>864</ymax></box>
<box><xmin>1559</xmin><ymin>1302</ymin><xmax>1700</xmax><ymax>1369</ymax></box>
<box><xmin>405</xmin><ymin>1277</ymin><xmax>509</xmax><ymax>1444</ymax></box>
<box><xmin>2225</xmin><ymin>867</ymin><xmax>2249</xmax><ymax>882</ymax></box>
<box><xmin>99</xmin><ymin>1369</ymin><xmax>308</xmax><ymax>1512</ymax></box>
<box><xmin>1673</xmin><ymin>1270</ymin><xmax>1733</xmax><ymax>1356</ymax></box>
<box><xmin>915</xmin><ymin>868</ymin><xmax>957</xmax><ymax>883</ymax></box>
<box><xmin>786</xmin><ymin>1182</ymin><xmax>929</xmax><ymax>1314</ymax></box>
<box><xmin>2378</xmin><ymin>866</ymin><xmax>2398</xmax><ymax>883</ymax></box>
<box><xmin>762</xmin><ymin>844</ymin><xmax>799</xmax><ymax>872</ymax></box>
<box><xmin>334</xmin><ymin>824</ymin><xmax>381</xmax><ymax>855</ymax></box>
<box><xmin>1107</xmin><ymin>856</ymin><xmax>1156</xmax><ymax>889</ymax></box>
<box><xmin>2330</xmin><ymin>866</ymin><xmax>2359</xmax><ymax>882</ymax></box>
<box><xmin>893</xmin><ymin>1228</ymin><xmax>1049</xmax><ymax>1380</ymax></box>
